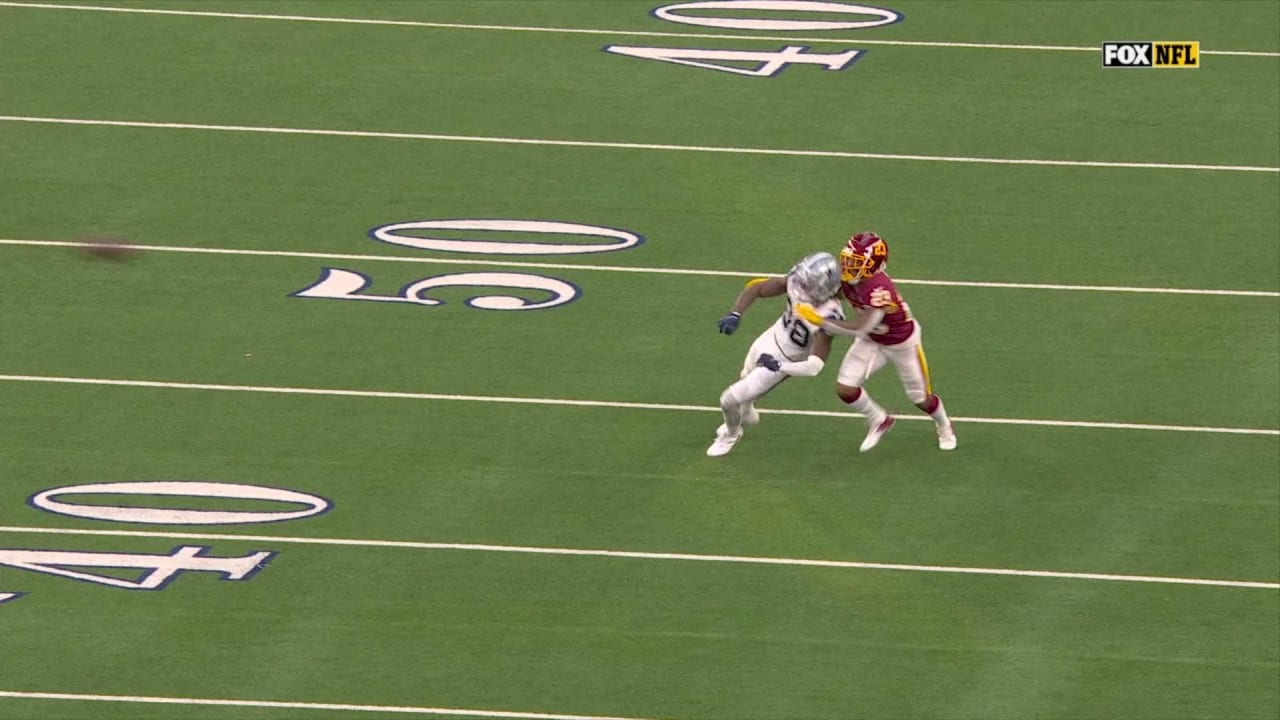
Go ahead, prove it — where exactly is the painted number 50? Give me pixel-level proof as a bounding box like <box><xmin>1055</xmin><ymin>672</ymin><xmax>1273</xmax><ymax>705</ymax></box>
<box><xmin>293</xmin><ymin>219</ymin><xmax>645</xmax><ymax>312</ymax></box>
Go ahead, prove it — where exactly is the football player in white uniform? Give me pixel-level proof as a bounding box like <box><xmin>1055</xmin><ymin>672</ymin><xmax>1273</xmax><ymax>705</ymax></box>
<box><xmin>708</xmin><ymin>252</ymin><xmax>845</xmax><ymax>457</ymax></box>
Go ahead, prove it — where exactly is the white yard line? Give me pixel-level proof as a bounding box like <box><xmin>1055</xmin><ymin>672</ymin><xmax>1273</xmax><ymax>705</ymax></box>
<box><xmin>1</xmin><ymin>115</ymin><xmax>1276</xmax><ymax>173</ymax></box>
<box><xmin>0</xmin><ymin>1</ymin><xmax>1276</xmax><ymax>57</ymax></box>
<box><xmin>0</xmin><ymin>374</ymin><xmax>1276</xmax><ymax>436</ymax></box>
<box><xmin>0</xmin><ymin>525</ymin><xmax>1276</xmax><ymax>589</ymax></box>
<box><xmin>0</xmin><ymin>690</ymin><xmax>655</xmax><ymax>720</ymax></box>
<box><xmin>2</xmin><ymin>238</ymin><xmax>1277</xmax><ymax>298</ymax></box>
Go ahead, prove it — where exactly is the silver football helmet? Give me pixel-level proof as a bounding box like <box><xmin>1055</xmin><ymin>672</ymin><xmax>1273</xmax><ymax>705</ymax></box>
<box><xmin>789</xmin><ymin>251</ymin><xmax>841</xmax><ymax>302</ymax></box>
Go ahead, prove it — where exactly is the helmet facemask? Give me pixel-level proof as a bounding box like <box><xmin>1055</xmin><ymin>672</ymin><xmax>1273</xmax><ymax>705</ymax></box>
<box><xmin>840</xmin><ymin>248</ymin><xmax>872</xmax><ymax>282</ymax></box>
<box><xmin>841</xmin><ymin>235</ymin><xmax>887</xmax><ymax>282</ymax></box>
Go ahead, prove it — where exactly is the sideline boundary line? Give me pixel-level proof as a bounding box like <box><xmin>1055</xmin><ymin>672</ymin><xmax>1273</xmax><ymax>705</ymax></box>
<box><xmin>2</xmin><ymin>238</ymin><xmax>1277</xmax><ymax>298</ymax></box>
<box><xmin>0</xmin><ymin>1</ymin><xmax>1276</xmax><ymax>57</ymax></box>
<box><xmin>0</xmin><ymin>525</ymin><xmax>1276</xmax><ymax>589</ymax></box>
<box><xmin>1</xmin><ymin>115</ymin><xmax>1276</xmax><ymax>173</ymax></box>
<box><xmin>0</xmin><ymin>373</ymin><xmax>1276</xmax><ymax>436</ymax></box>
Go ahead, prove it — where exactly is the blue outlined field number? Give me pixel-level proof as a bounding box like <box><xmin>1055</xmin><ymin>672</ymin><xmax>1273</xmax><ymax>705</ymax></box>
<box><xmin>295</xmin><ymin>269</ymin><xmax>581</xmax><ymax>310</ymax></box>
<box><xmin>604</xmin><ymin>0</ymin><xmax>902</xmax><ymax>78</ymax></box>
<box><xmin>0</xmin><ymin>546</ymin><xmax>274</xmax><ymax>591</ymax></box>
<box><xmin>293</xmin><ymin>219</ymin><xmax>646</xmax><ymax>312</ymax></box>
<box><xmin>1</xmin><ymin>482</ymin><xmax>332</xmax><ymax>605</ymax></box>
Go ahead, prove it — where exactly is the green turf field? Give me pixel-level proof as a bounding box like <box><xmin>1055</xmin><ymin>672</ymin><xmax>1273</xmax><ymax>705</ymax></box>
<box><xmin>0</xmin><ymin>1</ymin><xmax>1278</xmax><ymax>719</ymax></box>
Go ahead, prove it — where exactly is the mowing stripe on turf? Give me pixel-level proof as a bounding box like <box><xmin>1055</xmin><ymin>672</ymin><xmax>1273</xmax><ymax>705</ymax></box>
<box><xmin>2</xmin><ymin>238</ymin><xmax>1277</xmax><ymax>297</ymax></box>
<box><xmin>0</xmin><ymin>2</ymin><xmax>1276</xmax><ymax>57</ymax></box>
<box><xmin>0</xmin><ymin>373</ymin><xmax>1276</xmax><ymax>435</ymax></box>
<box><xmin>0</xmin><ymin>690</ymin><xmax>654</xmax><ymax>720</ymax></box>
<box><xmin>0</xmin><ymin>525</ymin><xmax>1275</xmax><ymax>589</ymax></box>
<box><xmin>1</xmin><ymin>115</ymin><xmax>1276</xmax><ymax>173</ymax></box>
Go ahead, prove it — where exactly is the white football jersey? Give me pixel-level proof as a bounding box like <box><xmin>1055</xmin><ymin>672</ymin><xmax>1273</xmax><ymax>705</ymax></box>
<box><xmin>769</xmin><ymin>275</ymin><xmax>845</xmax><ymax>361</ymax></box>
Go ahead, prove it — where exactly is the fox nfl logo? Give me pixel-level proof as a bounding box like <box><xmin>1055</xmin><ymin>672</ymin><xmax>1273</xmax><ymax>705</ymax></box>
<box><xmin>1102</xmin><ymin>42</ymin><xmax>1200</xmax><ymax>68</ymax></box>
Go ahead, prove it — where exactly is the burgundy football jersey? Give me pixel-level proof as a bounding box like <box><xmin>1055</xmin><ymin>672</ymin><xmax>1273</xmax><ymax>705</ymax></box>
<box><xmin>841</xmin><ymin>272</ymin><xmax>916</xmax><ymax>345</ymax></box>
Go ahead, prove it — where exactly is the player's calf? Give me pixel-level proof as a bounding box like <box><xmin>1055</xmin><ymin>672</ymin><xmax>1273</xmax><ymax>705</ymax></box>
<box><xmin>720</xmin><ymin>370</ymin><xmax>766</xmax><ymax>431</ymax></box>
<box><xmin>710</xmin><ymin>370</ymin><xmax>774</xmax><ymax>455</ymax></box>
<box><xmin>719</xmin><ymin>387</ymin><xmax>745</xmax><ymax>433</ymax></box>
<box><xmin>915</xmin><ymin>394</ymin><xmax>957</xmax><ymax>450</ymax></box>
<box><xmin>838</xmin><ymin>385</ymin><xmax>887</xmax><ymax>425</ymax></box>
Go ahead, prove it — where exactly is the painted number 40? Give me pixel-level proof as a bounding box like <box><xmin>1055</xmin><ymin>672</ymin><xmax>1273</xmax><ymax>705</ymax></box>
<box><xmin>604</xmin><ymin>1</ymin><xmax>903</xmax><ymax>77</ymax></box>
<box><xmin>604</xmin><ymin>45</ymin><xmax>865</xmax><ymax>77</ymax></box>
<box><xmin>1</xmin><ymin>482</ymin><xmax>332</xmax><ymax>605</ymax></box>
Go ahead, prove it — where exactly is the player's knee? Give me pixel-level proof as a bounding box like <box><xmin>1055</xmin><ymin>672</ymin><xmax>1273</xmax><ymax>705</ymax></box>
<box><xmin>907</xmin><ymin>388</ymin><xmax>929</xmax><ymax>405</ymax></box>
<box><xmin>836</xmin><ymin>385</ymin><xmax>862</xmax><ymax>404</ymax></box>
<box><xmin>720</xmin><ymin>387</ymin><xmax>741</xmax><ymax>410</ymax></box>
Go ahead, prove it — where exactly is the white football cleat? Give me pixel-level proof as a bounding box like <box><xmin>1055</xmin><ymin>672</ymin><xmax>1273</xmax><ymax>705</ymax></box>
<box><xmin>937</xmin><ymin>422</ymin><xmax>957</xmax><ymax>450</ymax></box>
<box><xmin>859</xmin><ymin>415</ymin><xmax>896</xmax><ymax>452</ymax></box>
<box><xmin>706</xmin><ymin>427</ymin><xmax>744</xmax><ymax>457</ymax></box>
<box><xmin>715</xmin><ymin>405</ymin><xmax>758</xmax><ymax>438</ymax></box>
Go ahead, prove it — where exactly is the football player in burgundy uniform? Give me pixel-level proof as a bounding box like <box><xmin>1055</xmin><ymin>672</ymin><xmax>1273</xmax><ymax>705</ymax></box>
<box><xmin>708</xmin><ymin>252</ymin><xmax>845</xmax><ymax>457</ymax></box>
<box><xmin>796</xmin><ymin>232</ymin><xmax>957</xmax><ymax>451</ymax></box>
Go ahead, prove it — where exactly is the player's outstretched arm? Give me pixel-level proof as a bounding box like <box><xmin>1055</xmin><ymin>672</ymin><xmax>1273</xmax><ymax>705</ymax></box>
<box><xmin>717</xmin><ymin>276</ymin><xmax>787</xmax><ymax>335</ymax></box>
<box><xmin>794</xmin><ymin>303</ymin><xmax>884</xmax><ymax>337</ymax></box>
<box><xmin>757</xmin><ymin>332</ymin><xmax>833</xmax><ymax>377</ymax></box>
<box><xmin>782</xmin><ymin>331</ymin><xmax>833</xmax><ymax>376</ymax></box>
<box><xmin>732</xmin><ymin>276</ymin><xmax>787</xmax><ymax>312</ymax></box>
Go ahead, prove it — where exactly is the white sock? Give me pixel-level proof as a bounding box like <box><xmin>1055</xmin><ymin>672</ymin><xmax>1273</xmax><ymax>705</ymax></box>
<box><xmin>847</xmin><ymin>391</ymin><xmax>886</xmax><ymax>425</ymax></box>
<box><xmin>923</xmin><ymin>395</ymin><xmax>951</xmax><ymax>429</ymax></box>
